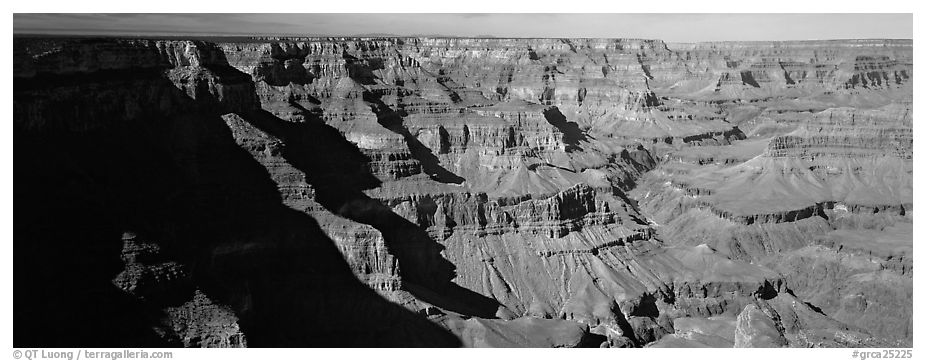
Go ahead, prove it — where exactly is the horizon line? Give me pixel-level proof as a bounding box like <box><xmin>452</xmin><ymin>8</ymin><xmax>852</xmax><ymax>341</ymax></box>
<box><xmin>12</xmin><ymin>32</ymin><xmax>914</xmax><ymax>44</ymax></box>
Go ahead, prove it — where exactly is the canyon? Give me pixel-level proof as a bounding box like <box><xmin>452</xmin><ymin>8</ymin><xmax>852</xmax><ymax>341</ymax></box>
<box><xmin>13</xmin><ymin>36</ymin><xmax>912</xmax><ymax>348</ymax></box>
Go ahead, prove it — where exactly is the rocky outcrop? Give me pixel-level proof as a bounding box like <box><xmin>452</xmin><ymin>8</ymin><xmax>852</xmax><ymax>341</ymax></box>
<box><xmin>14</xmin><ymin>37</ymin><xmax>462</xmax><ymax>347</ymax></box>
<box><xmin>623</xmin><ymin>39</ymin><xmax>912</xmax><ymax>348</ymax></box>
<box><xmin>664</xmin><ymin>40</ymin><xmax>911</xmax><ymax>95</ymax></box>
<box><xmin>14</xmin><ymin>39</ymin><xmax>258</xmax><ymax>132</ymax></box>
<box><xmin>766</xmin><ymin>107</ymin><xmax>912</xmax><ymax>159</ymax></box>
<box><xmin>734</xmin><ymin>304</ymin><xmax>788</xmax><ymax>347</ymax></box>
<box><xmin>113</xmin><ymin>231</ymin><xmax>188</xmax><ymax>298</ymax></box>
<box><xmin>768</xmin><ymin>242</ymin><xmax>912</xmax><ymax>345</ymax></box>
<box><xmin>165</xmin><ymin>290</ymin><xmax>248</xmax><ymax>348</ymax></box>
<box><xmin>14</xmin><ymin>35</ymin><xmax>911</xmax><ymax>348</ymax></box>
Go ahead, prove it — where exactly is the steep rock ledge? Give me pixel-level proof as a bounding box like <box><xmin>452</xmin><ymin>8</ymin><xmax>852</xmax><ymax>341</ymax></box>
<box><xmin>14</xmin><ymin>36</ymin><xmax>911</xmax><ymax>348</ymax></box>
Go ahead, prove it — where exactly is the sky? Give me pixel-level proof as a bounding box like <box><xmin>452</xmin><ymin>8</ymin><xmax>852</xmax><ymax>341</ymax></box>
<box><xmin>12</xmin><ymin>13</ymin><xmax>913</xmax><ymax>42</ymax></box>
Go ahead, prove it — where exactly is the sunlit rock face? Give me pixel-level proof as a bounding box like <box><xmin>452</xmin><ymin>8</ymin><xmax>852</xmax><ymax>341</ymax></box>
<box><xmin>14</xmin><ymin>36</ymin><xmax>911</xmax><ymax>348</ymax></box>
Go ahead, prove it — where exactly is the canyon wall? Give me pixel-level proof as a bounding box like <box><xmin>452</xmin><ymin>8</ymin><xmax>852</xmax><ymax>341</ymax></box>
<box><xmin>14</xmin><ymin>36</ymin><xmax>911</xmax><ymax>347</ymax></box>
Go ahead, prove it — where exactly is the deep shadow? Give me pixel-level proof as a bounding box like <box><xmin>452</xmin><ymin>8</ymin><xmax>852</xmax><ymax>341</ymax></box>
<box><xmin>578</xmin><ymin>332</ymin><xmax>607</xmax><ymax>348</ymax></box>
<box><xmin>15</xmin><ymin>39</ymin><xmax>465</xmax><ymax>347</ymax></box>
<box><xmin>251</xmin><ymin>50</ymin><xmax>497</xmax><ymax>316</ymax></box>
<box><xmin>340</xmin><ymin>53</ymin><xmax>464</xmax><ymax>184</ymax></box>
<box><xmin>15</xmin><ymin>128</ymin><xmax>179</xmax><ymax>347</ymax></box>
<box><xmin>628</xmin><ymin>293</ymin><xmax>660</xmax><ymax>318</ymax></box>
<box><xmin>360</xmin><ymin>85</ymin><xmax>465</xmax><ymax>185</ymax></box>
<box><xmin>740</xmin><ymin>70</ymin><xmax>761</xmax><ymax>88</ymax></box>
<box><xmin>786</xmin><ymin>290</ymin><xmax>828</xmax><ymax>316</ymax></box>
<box><xmin>756</xmin><ymin>280</ymin><xmax>780</xmax><ymax>300</ymax></box>
<box><xmin>256</xmin><ymin>58</ymin><xmax>313</xmax><ymax>87</ymax></box>
<box><xmin>240</xmin><ymin>109</ymin><xmax>500</xmax><ymax>318</ymax></box>
<box><xmin>342</xmin><ymin>51</ymin><xmax>381</xmax><ymax>85</ymax></box>
<box><xmin>542</xmin><ymin>106</ymin><xmax>587</xmax><ymax>152</ymax></box>
<box><xmin>611</xmin><ymin>302</ymin><xmax>642</xmax><ymax>347</ymax></box>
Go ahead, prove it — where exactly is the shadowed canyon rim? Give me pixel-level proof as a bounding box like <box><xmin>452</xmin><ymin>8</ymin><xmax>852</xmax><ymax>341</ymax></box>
<box><xmin>13</xmin><ymin>34</ymin><xmax>912</xmax><ymax>348</ymax></box>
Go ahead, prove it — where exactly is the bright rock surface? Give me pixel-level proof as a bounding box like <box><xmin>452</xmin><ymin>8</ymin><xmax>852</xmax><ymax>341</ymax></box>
<box><xmin>14</xmin><ymin>36</ymin><xmax>911</xmax><ymax>347</ymax></box>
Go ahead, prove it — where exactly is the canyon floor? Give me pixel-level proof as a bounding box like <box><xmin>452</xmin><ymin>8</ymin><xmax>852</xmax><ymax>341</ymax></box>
<box><xmin>13</xmin><ymin>36</ymin><xmax>912</xmax><ymax>348</ymax></box>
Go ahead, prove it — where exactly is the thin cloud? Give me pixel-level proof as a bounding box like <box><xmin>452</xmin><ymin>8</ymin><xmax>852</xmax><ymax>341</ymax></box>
<box><xmin>12</xmin><ymin>13</ymin><xmax>913</xmax><ymax>41</ymax></box>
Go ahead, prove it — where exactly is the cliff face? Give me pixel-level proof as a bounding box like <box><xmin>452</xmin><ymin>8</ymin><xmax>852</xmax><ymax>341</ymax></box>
<box><xmin>14</xmin><ymin>36</ymin><xmax>911</xmax><ymax>348</ymax></box>
<box><xmin>627</xmin><ymin>40</ymin><xmax>912</xmax><ymax>345</ymax></box>
<box><xmin>14</xmin><ymin>38</ymin><xmax>461</xmax><ymax>347</ymax></box>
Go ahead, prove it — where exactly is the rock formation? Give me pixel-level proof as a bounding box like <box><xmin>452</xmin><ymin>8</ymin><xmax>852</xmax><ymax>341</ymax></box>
<box><xmin>14</xmin><ymin>36</ymin><xmax>912</xmax><ymax>347</ymax></box>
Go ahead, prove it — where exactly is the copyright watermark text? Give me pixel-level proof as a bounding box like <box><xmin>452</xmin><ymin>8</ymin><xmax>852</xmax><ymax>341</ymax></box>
<box><xmin>13</xmin><ymin>349</ymin><xmax>173</xmax><ymax>360</ymax></box>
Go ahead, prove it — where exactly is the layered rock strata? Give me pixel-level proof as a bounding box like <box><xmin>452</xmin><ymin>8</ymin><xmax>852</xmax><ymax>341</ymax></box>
<box><xmin>14</xmin><ymin>36</ymin><xmax>911</xmax><ymax>348</ymax></box>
